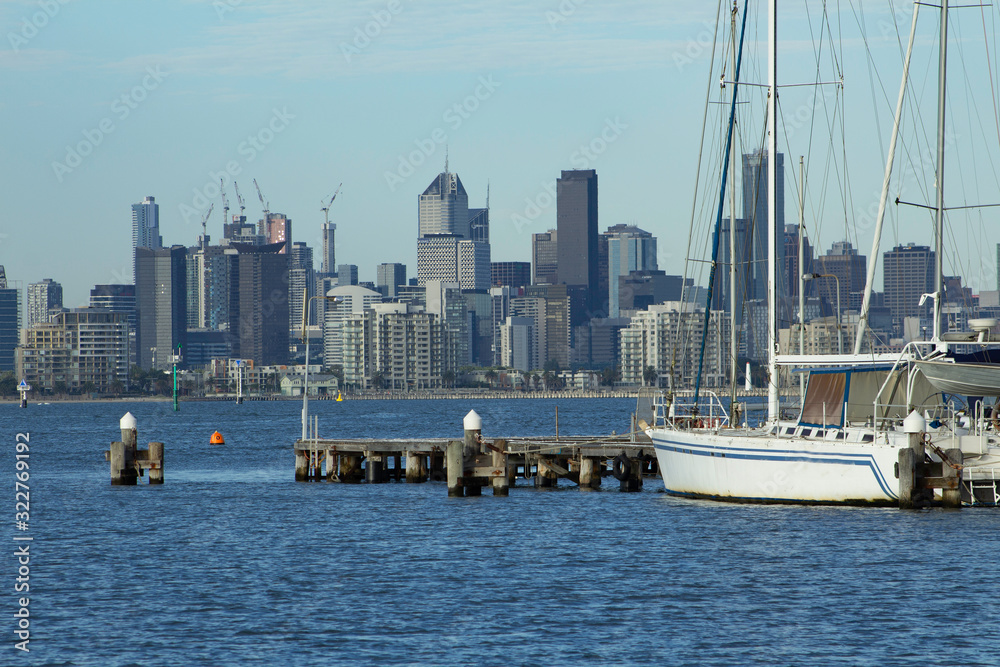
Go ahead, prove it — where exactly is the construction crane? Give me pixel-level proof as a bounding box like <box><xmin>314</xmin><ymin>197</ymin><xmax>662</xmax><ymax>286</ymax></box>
<box><xmin>321</xmin><ymin>183</ymin><xmax>342</xmax><ymax>225</ymax></box>
<box><xmin>253</xmin><ymin>178</ymin><xmax>269</xmax><ymax>236</ymax></box>
<box><xmin>220</xmin><ymin>179</ymin><xmax>230</xmax><ymax>225</ymax></box>
<box><xmin>200</xmin><ymin>203</ymin><xmax>214</xmax><ymax>249</ymax></box>
<box><xmin>233</xmin><ymin>181</ymin><xmax>246</xmax><ymax>219</ymax></box>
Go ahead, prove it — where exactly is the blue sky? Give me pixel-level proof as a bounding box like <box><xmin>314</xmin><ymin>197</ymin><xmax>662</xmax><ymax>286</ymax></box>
<box><xmin>2</xmin><ymin>0</ymin><xmax>999</xmax><ymax>307</ymax></box>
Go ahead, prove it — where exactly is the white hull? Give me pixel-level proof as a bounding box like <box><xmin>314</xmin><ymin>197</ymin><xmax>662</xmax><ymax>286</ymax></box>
<box><xmin>648</xmin><ymin>424</ymin><xmax>902</xmax><ymax>504</ymax></box>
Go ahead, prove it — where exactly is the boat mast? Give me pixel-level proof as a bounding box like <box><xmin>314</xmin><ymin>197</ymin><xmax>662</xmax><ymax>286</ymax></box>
<box><xmin>729</xmin><ymin>1</ymin><xmax>739</xmax><ymax>411</ymax></box>
<box><xmin>853</xmin><ymin>3</ymin><xmax>920</xmax><ymax>355</ymax></box>
<box><xmin>933</xmin><ymin>0</ymin><xmax>949</xmax><ymax>341</ymax></box>
<box><xmin>798</xmin><ymin>155</ymin><xmax>805</xmax><ymax>396</ymax></box>
<box><xmin>767</xmin><ymin>0</ymin><xmax>779</xmax><ymax>422</ymax></box>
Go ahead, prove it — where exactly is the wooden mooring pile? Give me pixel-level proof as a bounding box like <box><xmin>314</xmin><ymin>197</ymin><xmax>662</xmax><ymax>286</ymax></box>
<box><xmin>104</xmin><ymin>412</ymin><xmax>164</xmax><ymax>485</ymax></box>
<box><xmin>294</xmin><ymin>410</ymin><xmax>654</xmax><ymax>495</ymax></box>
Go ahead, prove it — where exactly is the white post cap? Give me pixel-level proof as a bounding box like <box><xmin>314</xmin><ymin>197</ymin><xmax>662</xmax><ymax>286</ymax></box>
<box><xmin>903</xmin><ymin>409</ymin><xmax>926</xmax><ymax>434</ymax></box>
<box><xmin>464</xmin><ymin>409</ymin><xmax>482</xmax><ymax>432</ymax></box>
<box><xmin>120</xmin><ymin>412</ymin><xmax>137</xmax><ymax>431</ymax></box>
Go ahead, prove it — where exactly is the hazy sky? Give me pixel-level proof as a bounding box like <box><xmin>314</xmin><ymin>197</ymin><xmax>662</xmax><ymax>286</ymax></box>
<box><xmin>2</xmin><ymin>0</ymin><xmax>998</xmax><ymax>307</ymax></box>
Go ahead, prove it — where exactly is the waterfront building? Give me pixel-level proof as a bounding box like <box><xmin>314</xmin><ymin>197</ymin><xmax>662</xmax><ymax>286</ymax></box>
<box><xmin>26</xmin><ymin>278</ymin><xmax>63</xmax><ymax>329</ymax></box>
<box><xmin>323</xmin><ymin>285</ymin><xmax>381</xmax><ymax>370</ymax></box>
<box><xmin>90</xmin><ymin>284</ymin><xmax>137</xmax><ymax>366</ymax></box>
<box><xmin>0</xmin><ymin>266</ymin><xmax>21</xmax><ymax>372</ymax></box>
<box><xmin>16</xmin><ymin>308</ymin><xmax>130</xmax><ymax>393</ymax></box>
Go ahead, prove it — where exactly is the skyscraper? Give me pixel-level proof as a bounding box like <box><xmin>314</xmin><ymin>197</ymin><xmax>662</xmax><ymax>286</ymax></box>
<box><xmin>531</xmin><ymin>229</ymin><xmax>558</xmax><ymax>285</ymax></box>
<box><xmin>262</xmin><ymin>213</ymin><xmax>292</xmax><ymax>253</ymax></box>
<box><xmin>883</xmin><ymin>243</ymin><xmax>934</xmax><ymax>333</ymax></box>
<box><xmin>556</xmin><ymin>169</ymin><xmax>599</xmax><ymax>320</ymax></box>
<box><xmin>26</xmin><ymin>278</ymin><xmax>63</xmax><ymax>329</ymax></box>
<box><xmin>135</xmin><ymin>246</ymin><xmax>187</xmax><ymax>371</ymax></box>
<box><xmin>321</xmin><ymin>221</ymin><xmax>336</xmax><ymax>275</ymax></box>
<box><xmin>228</xmin><ymin>244</ymin><xmax>290</xmax><ymax>365</ymax></box>
<box><xmin>815</xmin><ymin>240</ymin><xmax>866</xmax><ymax>313</ymax></box>
<box><xmin>491</xmin><ymin>262</ymin><xmax>531</xmax><ymax>289</ymax></box>
<box><xmin>742</xmin><ymin>151</ymin><xmax>785</xmax><ymax>300</ymax></box>
<box><xmin>376</xmin><ymin>263</ymin><xmax>406</xmax><ymax>298</ymax></box>
<box><xmin>91</xmin><ymin>284</ymin><xmax>137</xmax><ymax>366</ymax></box>
<box><xmin>416</xmin><ymin>168</ymin><xmax>491</xmax><ymax>289</ymax></box>
<box><xmin>289</xmin><ymin>242</ymin><xmax>315</xmax><ymax>330</ymax></box>
<box><xmin>132</xmin><ymin>196</ymin><xmax>162</xmax><ymax>283</ymax></box>
<box><xmin>604</xmin><ymin>224</ymin><xmax>657</xmax><ymax>318</ymax></box>
<box><xmin>0</xmin><ymin>266</ymin><xmax>21</xmax><ymax>372</ymax></box>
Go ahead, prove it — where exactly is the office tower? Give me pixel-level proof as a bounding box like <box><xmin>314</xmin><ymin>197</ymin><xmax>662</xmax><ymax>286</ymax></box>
<box><xmin>337</xmin><ymin>264</ymin><xmax>359</xmax><ymax>287</ymax></box>
<box><xmin>491</xmin><ymin>262</ymin><xmax>531</xmax><ymax>289</ymax></box>
<box><xmin>531</xmin><ymin>229</ymin><xmax>558</xmax><ymax>285</ymax></box>
<box><xmin>322</xmin><ymin>221</ymin><xmax>336</xmax><ymax>275</ymax></box>
<box><xmin>26</xmin><ymin>278</ymin><xmax>63</xmax><ymax>328</ymax></box>
<box><xmin>522</xmin><ymin>284</ymin><xmax>570</xmax><ymax>369</ymax></box>
<box><xmin>132</xmin><ymin>196</ymin><xmax>162</xmax><ymax>283</ymax></box>
<box><xmin>135</xmin><ymin>246</ymin><xmax>187</xmax><ymax>371</ymax></box>
<box><xmin>416</xmin><ymin>168</ymin><xmax>491</xmax><ymax>289</ymax></box>
<box><xmin>289</xmin><ymin>242</ymin><xmax>315</xmax><ymax>330</ymax></box>
<box><xmin>782</xmin><ymin>224</ymin><xmax>814</xmax><ymax>299</ymax></box>
<box><xmin>323</xmin><ymin>285</ymin><xmax>382</xmax><ymax>370</ymax></box>
<box><xmin>814</xmin><ymin>241</ymin><xmax>866</xmax><ymax>313</ymax></box>
<box><xmin>91</xmin><ymin>284</ymin><xmax>138</xmax><ymax>366</ymax></box>
<box><xmin>0</xmin><ymin>266</ymin><xmax>21</xmax><ymax>372</ymax></box>
<box><xmin>226</xmin><ymin>244</ymin><xmax>290</xmax><ymax>366</ymax></box>
<box><xmin>377</xmin><ymin>263</ymin><xmax>407</xmax><ymax>298</ymax></box>
<box><xmin>883</xmin><ymin>243</ymin><xmax>935</xmax><ymax>333</ymax></box>
<box><xmin>556</xmin><ymin>169</ymin><xmax>598</xmax><ymax>320</ymax></box>
<box><xmin>742</xmin><ymin>150</ymin><xmax>785</xmax><ymax>300</ymax></box>
<box><xmin>261</xmin><ymin>213</ymin><xmax>291</xmax><ymax>252</ymax></box>
<box><xmin>604</xmin><ymin>224</ymin><xmax>657</xmax><ymax>317</ymax></box>
<box><xmin>17</xmin><ymin>309</ymin><xmax>130</xmax><ymax>393</ymax></box>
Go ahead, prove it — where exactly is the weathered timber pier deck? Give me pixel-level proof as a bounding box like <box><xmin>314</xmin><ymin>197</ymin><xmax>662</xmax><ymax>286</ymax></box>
<box><xmin>294</xmin><ymin>411</ymin><xmax>655</xmax><ymax>494</ymax></box>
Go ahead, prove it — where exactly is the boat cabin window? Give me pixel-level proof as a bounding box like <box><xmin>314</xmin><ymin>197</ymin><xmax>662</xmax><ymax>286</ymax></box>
<box><xmin>861</xmin><ymin>433</ymin><xmax>874</xmax><ymax>443</ymax></box>
<box><xmin>801</xmin><ymin>428</ymin><xmax>813</xmax><ymax>437</ymax></box>
<box><xmin>835</xmin><ymin>431</ymin><xmax>847</xmax><ymax>440</ymax></box>
<box><xmin>784</xmin><ymin>427</ymin><xmax>796</xmax><ymax>436</ymax></box>
<box><xmin>814</xmin><ymin>429</ymin><xmax>825</xmax><ymax>438</ymax></box>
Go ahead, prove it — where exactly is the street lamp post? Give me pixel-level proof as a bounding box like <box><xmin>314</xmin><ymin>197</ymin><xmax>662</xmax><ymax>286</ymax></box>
<box><xmin>301</xmin><ymin>289</ymin><xmax>344</xmax><ymax>442</ymax></box>
<box><xmin>803</xmin><ymin>272</ymin><xmax>842</xmax><ymax>354</ymax></box>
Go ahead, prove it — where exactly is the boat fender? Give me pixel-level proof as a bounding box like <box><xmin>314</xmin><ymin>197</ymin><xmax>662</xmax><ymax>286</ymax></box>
<box><xmin>612</xmin><ymin>454</ymin><xmax>631</xmax><ymax>481</ymax></box>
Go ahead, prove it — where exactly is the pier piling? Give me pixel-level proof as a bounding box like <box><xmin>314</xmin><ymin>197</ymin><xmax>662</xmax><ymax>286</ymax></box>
<box><xmin>108</xmin><ymin>413</ymin><xmax>163</xmax><ymax>485</ymax></box>
<box><xmin>405</xmin><ymin>451</ymin><xmax>427</xmax><ymax>483</ymax></box>
<box><xmin>447</xmin><ymin>440</ymin><xmax>464</xmax><ymax>497</ymax></box>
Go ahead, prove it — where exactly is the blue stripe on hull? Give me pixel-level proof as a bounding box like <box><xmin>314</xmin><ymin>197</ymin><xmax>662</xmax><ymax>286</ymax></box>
<box><xmin>652</xmin><ymin>436</ymin><xmax>898</xmax><ymax>501</ymax></box>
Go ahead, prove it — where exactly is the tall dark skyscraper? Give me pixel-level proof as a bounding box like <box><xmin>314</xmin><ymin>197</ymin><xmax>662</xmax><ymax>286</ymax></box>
<box><xmin>0</xmin><ymin>266</ymin><xmax>22</xmax><ymax>372</ymax></box>
<box><xmin>135</xmin><ymin>246</ymin><xmax>187</xmax><ymax>371</ymax></box>
<box><xmin>742</xmin><ymin>151</ymin><xmax>784</xmax><ymax>300</ymax></box>
<box><xmin>884</xmin><ymin>243</ymin><xmax>934</xmax><ymax>333</ymax></box>
<box><xmin>132</xmin><ymin>196</ymin><xmax>162</xmax><ymax>284</ymax></box>
<box><xmin>228</xmin><ymin>244</ymin><xmax>290</xmax><ymax>365</ymax></box>
<box><xmin>556</xmin><ymin>169</ymin><xmax>598</xmax><ymax>320</ymax></box>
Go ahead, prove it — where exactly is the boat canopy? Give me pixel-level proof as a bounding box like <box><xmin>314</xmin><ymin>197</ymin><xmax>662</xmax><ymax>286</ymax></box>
<box><xmin>798</xmin><ymin>365</ymin><xmax>941</xmax><ymax>428</ymax></box>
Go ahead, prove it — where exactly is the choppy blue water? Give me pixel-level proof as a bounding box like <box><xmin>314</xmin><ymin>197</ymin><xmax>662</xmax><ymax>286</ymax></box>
<box><xmin>2</xmin><ymin>398</ymin><xmax>999</xmax><ymax>666</ymax></box>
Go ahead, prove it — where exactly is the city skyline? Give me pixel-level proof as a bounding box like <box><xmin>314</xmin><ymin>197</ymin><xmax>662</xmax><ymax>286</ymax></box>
<box><xmin>3</xmin><ymin>2</ymin><xmax>999</xmax><ymax>307</ymax></box>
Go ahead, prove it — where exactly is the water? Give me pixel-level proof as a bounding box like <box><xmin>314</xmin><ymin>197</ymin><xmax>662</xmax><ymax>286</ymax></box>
<box><xmin>2</xmin><ymin>398</ymin><xmax>999</xmax><ymax>666</ymax></box>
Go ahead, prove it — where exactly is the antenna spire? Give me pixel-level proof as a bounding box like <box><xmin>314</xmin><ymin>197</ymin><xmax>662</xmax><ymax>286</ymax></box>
<box><xmin>444</xmin><ymin>145</ymin><xmax>449</xmax><ymax>174</ymax></box>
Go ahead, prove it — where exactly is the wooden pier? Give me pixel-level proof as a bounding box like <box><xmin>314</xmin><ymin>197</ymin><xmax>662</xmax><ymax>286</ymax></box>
<box><xmin>104</xmin><ymin>412</ymin><xmax>165</xmax><ymax>485</ymax></box>
<box><xmin>293</xmin><ymin>410</ymin><xmax>653</xmax><ymax>494</ymax></box>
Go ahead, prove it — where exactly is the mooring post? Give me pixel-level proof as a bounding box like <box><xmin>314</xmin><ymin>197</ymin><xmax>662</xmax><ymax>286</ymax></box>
<box><xmin>405</xmin><ymin>450</ymin><xmax>427</xmax><ymax>483</ymax></box>
<box><xmin>464</xmin><ymin>409</ymin><xmax>482</xmax><ymax>457</ymax></box>
<box><xmin>579</xmin><ymin>457</ymin><xmax>600</xmax><ymax>490</ymax></box>
<box><xmin>492</xmin><ymin>438</ymin><xmax>509</xmax><ymax>496</ymax></box>
<box><xmin>942</xmin><ymin>448</ymin><xmax>963</xmax><ymax>508</ymax></box>
<box><xmin>294</xmin><ymin>449</ymin><xmax>309</xmax><ymax>481</ymax></box>
<box><xmin>446</xmin><ymin>440</ymin><xmax>464</xmax><ymax>497</ymax></box>
<box><xmin>112</xmin><ymin>412</ymin><xmax>138</xmax><ymax>486</ymax></box>
<box><xmin>899</xmin><ymin>411</ymin><xmax>926</xmax><ymax>509</ymax></box>
<box><xmin>365</xmin><ymin>452</ymin><xmax>385</xmax><ymax>484</ymax></box>
<box><xmin>148</xmin><ymin>442</ymin><xmax>164</xmax><ymax>484</ymax></box>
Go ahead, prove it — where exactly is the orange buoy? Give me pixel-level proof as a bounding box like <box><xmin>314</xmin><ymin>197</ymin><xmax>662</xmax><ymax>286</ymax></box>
<box><xmin>210</xmin><ymin>431</ymin><xmax>225</xmax><ymax>446</ymax></box>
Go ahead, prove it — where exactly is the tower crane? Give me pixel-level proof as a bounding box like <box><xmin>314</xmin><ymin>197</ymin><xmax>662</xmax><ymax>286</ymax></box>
<box><xmin>200</xmin><ymin>203</ymin><xmax>214</xmax><ymax>249</ymax></box>
<box><xmin>220</xmin><ymin>179</ymin><xmax>230</xmax><ymax>225</ymax></box>
<box><xmin>233</xmin><ymin>181</ymin><xmax>246</xmax><ymax>219</ymax></box>
<box><xmin>253</xmin><ymin>178</ymin><xmax>269</xmax><ymax>236</ymax></box>
<box><xmin>321</xmin><ymin>183</ymin><xmax>342</xmax><ymax>225</ymax></box>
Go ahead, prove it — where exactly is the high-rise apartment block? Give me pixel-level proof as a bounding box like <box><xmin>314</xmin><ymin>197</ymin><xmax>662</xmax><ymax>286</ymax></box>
<box><xmin>228</xmin><ymin>245</ymin><xmax>289</xmax><ymax>366</ymax></box>
<box><xmin>261</xmin><ymin>213</ymin><xmax>292</xmax><ymax>252</ymax></box>
<box><xmin>815</xmin><ymin>240</ymin><xmax>866</xmax><ymax>313</ymax></box>
<box><xmin>289</xmin><ymin>242</ymin><xmax>315</xmax><ymax>329</ymax></box>
<box><xmin>26</xmin><ymin>278</ymin><xmax>63</xmax><ymax>329</ymax></box>
<box><xmin>0</xmin><ymin>266</ymin><xmax>21</xmax><ymax>372</ymax></box>
<box><xmin>883</xmin><ymin>243</ymin><xmax>934</xmax><ymax>332</ymax></box>
<box><xmin>132</xmin><ymin>196</ymin><xmax>162</xmax><ymax>283</ymax></box>
<box><xmin>604</xmin><ymin>224</ymin><xmax>657</xmax><ymax>317</ymax></box>
<box><xmin>135</xmin><ymin>246</ymin><xmax>187</xmax><ymax>371</ymax></box>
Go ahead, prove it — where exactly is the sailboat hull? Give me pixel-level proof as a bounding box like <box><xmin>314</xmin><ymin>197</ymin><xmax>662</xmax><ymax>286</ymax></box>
<box><xmin>648</xmin><ymin>427</ymin><xmax>901</xmax><ymax>504</ymax></box>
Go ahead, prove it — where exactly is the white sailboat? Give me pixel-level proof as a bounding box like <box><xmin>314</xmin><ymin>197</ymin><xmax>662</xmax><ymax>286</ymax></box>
<box><xmin>647</xmin><ymin>0</ymin><xmax>1000</xmax><ymax>505</ymax></box>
